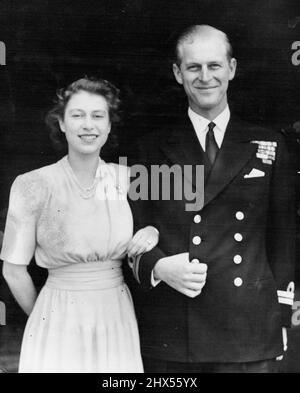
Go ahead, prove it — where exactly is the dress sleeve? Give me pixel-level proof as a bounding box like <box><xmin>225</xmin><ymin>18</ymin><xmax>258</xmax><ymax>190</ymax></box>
<box><xmin>0</xmin><ymin>173</ymin><xmax>45</xmax><ymax>265</ymax></box>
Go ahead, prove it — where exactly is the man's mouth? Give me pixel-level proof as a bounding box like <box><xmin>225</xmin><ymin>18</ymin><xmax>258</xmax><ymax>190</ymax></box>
<box><xmin>196</xmin><ymin>86</ymin><xmax>218</xmax><ymax>90</ymax></box>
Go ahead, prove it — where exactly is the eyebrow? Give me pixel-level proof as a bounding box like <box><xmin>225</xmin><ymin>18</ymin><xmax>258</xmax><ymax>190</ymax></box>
<box><xmin>69</xmin><ymin>108</ymin><xmax>107</xmax><ymax>112</ymax></box>
<box><xmin>186</xmin><ymin>60</ymin><xmax>223</xmax><ymax>66</ymax></box>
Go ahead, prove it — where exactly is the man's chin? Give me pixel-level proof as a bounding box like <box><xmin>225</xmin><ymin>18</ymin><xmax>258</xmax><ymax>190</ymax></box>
<box><xmin>195</xmin><ymin>100</ymin><xmax>217</xmax><ymax>110</ymax></box>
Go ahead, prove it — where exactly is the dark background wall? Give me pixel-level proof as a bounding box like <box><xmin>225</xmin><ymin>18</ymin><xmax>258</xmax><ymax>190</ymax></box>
<box><xmin>0</xmin><ymin>0</ymin><xmax>299</xmax><ymax>187</ymax></box>
<box><xmin>0</xmin><ymin>0</ymin><xmax>299</xmax><ymax>372</ymax></box>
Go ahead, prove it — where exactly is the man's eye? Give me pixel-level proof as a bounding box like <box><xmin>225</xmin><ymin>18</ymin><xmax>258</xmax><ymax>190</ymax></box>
<box><xmin>210</xmin><ymin>64</ymin><xmax>221</xmax><ymax>69</ymax></box>
<box><xmin>188</xmin><ymin>66</ymin><xmax>199</xmax><ymax>71</ymax></box>
<box><xmin>72</xmin><ymin>114</ymin><xmax>82</xmax><ymax>118</ymax></box>
<box><xmin>93</xmin><ymin>115</ymin><xmax>104</xmax><ymax>119</ymax></box>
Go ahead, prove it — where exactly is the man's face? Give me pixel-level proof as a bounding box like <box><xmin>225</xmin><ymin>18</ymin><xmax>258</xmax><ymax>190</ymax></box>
<box><xmin>173</xmin><ymin>34</ymin><xmax>237</xmax><ymax>118</ymax></box>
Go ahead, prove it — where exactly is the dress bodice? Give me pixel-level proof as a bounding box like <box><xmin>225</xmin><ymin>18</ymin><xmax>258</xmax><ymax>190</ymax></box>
<box><xmin>0</xmin><ymin>156</ymin><xmax>133</xmax><ymax>269</ymax></box>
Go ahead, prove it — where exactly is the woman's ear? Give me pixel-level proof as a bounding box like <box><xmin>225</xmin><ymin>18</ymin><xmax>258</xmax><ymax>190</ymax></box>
<box><xmin>58</xmin><ymin>118</ymin><xmax>66</xmax><ymax>133</ymax></box>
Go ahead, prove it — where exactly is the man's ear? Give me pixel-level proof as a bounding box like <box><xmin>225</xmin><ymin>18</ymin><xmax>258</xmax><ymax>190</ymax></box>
<box><xmin>173</xmin><ymin>63</ymin><xmax>183</xmax><ymax>85</ymax></box>
<box><xmin>58</xmin><ymin>118</ymin><xmax>66</xmax><ymax>133</ymax></box>
<box><xmin>229</xmin><ymin>58</ymin><xmax>237</xmax><ymax>81</ymax></box>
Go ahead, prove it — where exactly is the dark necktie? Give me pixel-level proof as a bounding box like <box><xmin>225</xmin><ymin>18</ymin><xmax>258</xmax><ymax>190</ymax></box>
<box><xmin>205</xmin><ymin>122</ymin><xmax>219</xmax><ymax>165</ymax></box>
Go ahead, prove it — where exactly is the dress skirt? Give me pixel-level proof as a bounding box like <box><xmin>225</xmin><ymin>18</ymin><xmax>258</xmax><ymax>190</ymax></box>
<box><xmin>19</xmin><ymin>261</ymin><xmax>143</xmax><ymax>373</ymax></box>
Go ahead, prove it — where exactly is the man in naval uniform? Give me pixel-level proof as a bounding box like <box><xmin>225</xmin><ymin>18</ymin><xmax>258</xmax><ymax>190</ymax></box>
<box><xmin>128</xmin><ymin>25</ymin><xmax>296</xmax><ymax>373</ymax></box>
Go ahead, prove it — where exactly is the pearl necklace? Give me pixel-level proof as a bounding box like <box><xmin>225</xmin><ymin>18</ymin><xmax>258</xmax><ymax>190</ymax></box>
<box><xmin>62</xmin><ymin>156</ymin><xmax>106</xmax><ymax>199</ymax></box>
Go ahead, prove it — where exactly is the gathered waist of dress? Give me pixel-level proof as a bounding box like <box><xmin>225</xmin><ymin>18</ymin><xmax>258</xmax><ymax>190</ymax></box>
<box><xmin>45</xmin><ymin>260</ymin><xmax>124</xmax><ymax>291</ymax></box>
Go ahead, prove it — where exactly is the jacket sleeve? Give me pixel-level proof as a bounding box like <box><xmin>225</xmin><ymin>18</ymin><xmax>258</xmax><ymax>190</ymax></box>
<box><xmin>266</xmin><ymin>133</ymin><xmax>296</xmax><ymax>327</ymax></box>
<box><xmin>127</xmin><ymin>139</ymin><xmax>167</xmax><ymax>290</ymax></box>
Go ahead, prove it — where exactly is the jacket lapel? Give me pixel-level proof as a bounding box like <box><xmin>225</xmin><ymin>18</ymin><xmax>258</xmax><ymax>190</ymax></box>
<box><xmin>159</xmin><ymin>117</ymin><xmax>259</xmax><ymax>209</ymax></box>
<box><xmin>159</xmin><ymin>118</ymin><xmax>208</xmax><ymax>192</ymax></box>
<box><xmin>203</xmin><ymin>118</ymin><xmax>257</xmax><ymax>207</ymax></box>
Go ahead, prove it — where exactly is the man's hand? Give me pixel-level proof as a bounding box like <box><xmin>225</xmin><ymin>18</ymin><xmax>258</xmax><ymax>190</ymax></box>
<box><xmin>153</xmin><ymin>252</ymin><xmax>207</xmax><ymax>298</ymax></box>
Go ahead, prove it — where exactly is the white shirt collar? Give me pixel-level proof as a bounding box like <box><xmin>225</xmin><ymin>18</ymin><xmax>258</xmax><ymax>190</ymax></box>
<box><xmin>188</xmin><ymin>105</ymin><xmax>231</xmax><ymax>150</ymax></box>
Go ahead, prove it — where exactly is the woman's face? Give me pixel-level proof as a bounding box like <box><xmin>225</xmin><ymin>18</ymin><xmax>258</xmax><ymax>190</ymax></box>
<box><xmin>59</xmin><ymin>90</ymin><xmax>111</xmax><ymax>157</ymax></box>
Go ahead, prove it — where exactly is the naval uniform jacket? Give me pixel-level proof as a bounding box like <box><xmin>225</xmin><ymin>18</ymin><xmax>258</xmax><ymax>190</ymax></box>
<box><xmin>128</xmin><ymin>115</ymin><xmax>295</xmax><ymax>363</ymax></box>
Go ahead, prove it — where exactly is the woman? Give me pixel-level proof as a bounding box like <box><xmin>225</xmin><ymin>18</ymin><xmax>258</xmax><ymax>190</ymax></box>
<box><xmin>1</xmin><ymin>77</ymin><xmax>158</xmax><ymax>373</ymax></box>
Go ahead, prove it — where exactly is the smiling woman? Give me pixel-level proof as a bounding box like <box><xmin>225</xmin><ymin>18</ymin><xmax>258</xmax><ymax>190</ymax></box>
<box><xmin>46</xmin><ymin>77</ymin><xmax>121</xmax><ymax>154</ymax></box>
<box><xmin>0</xmin><ymin>76</ymin><xmax>159</xmax><ymax>373</ymax></box>
<box><xmin>59</xmin><ymin>92</ymin><xmax>111</xmax><ymax>157</ymax></box>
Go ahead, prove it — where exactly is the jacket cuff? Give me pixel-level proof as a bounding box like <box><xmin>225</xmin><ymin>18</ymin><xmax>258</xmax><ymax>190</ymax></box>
<box><xmin>151</xmin><ymin>269</ymin><xmax>161</xmax><ymax>287</ymax></box>
<box><xmin>138</xmin><ymin>246</ymin><xmax>166</xmax><ymax>290</ymax></box>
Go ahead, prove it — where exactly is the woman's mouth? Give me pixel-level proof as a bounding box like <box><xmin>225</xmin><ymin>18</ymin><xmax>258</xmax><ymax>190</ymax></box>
<box><xmin>79</xmin><ymin>134</ymin><xmax>99</xmax><ymax>143</ymax></box>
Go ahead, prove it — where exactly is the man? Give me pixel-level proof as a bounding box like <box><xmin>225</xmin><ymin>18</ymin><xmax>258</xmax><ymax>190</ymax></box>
<box><xmin>128</xmin><ymin>25</ymin><xmax>295</xmax><ymax>373</ymax></box>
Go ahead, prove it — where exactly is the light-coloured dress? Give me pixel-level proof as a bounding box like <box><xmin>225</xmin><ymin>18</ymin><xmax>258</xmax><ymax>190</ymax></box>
<box><xmin>0</xmin><ymin>156</ymin><xmax>143</xmax><ymax>373</ymax></box>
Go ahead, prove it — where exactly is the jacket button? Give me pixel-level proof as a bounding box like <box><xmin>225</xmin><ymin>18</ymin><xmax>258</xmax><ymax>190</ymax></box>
<box><xmin>194</xmin><ymin>214</ymin><xmax>201</xmax><ymax>223</ymax></box>
<box><xmin>233</xmin><ymin>255</ymin><xmax>242</xmax><ymax>264</ymax></box>
<box><xmin>234</xmin><ymin>277</ymin><xmax>243</xmax><ymax>287</ymax></box>
<box><xmin>234</xmin><ymin>233</ymin><xmax>243</xmax><ymax>242</ymax></box>
<box><xmin>192</xmin><ymin>236</ymin><xmax>201</xmax><ymax>245</ymax></box>
<box><xmin>235</xmin><ymin>211</ymin><xmax>245</xmax><ymax>220</ymax></box>
<box><xmin>191</xmin><ymin>258</ymin><xmax>200</xmax><ymax>264</ymax></box>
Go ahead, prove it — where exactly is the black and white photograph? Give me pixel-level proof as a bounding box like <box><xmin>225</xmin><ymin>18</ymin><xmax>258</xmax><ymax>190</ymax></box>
<box><xmin>0</xmin><ymin>0</ymin><xmax>299</xmax><ymax>374</ymax></box>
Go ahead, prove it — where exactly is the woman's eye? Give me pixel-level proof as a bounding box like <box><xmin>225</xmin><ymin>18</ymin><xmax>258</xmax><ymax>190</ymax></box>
<box><xmin>72</xmin><ymin>114</ymin><xmax>82</xmax><ymax>118</ymax></box>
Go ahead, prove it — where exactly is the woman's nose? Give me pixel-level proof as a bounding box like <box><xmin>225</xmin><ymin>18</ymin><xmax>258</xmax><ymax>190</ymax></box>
<box><xmin>83</xmin><ymin>116</ymin><xmax>94</xmax><ymax>130</ymax></box>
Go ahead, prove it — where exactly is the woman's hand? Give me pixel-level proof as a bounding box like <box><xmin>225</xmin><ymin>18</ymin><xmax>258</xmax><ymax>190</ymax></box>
<box><xmin>2</xmin><ymin>262</ymin><xmax>37</xmax><ymax>316</ymax></box>
<box><xmin>127</xmin><ymin>226</ymin><xmax>159</xmax><ymax>258</ymax></box>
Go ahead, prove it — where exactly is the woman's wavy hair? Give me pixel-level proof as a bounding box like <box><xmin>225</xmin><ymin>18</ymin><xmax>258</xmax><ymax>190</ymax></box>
<box><xmin>45</xmin><ymin>77</ymin><xmax>121</xmax><ymax>153</ymax></box>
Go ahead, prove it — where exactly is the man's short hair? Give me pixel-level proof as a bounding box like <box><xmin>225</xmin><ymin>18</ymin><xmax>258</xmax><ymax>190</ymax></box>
<box><xmin>175</xmin><ymin>24</ymin><xmax>233</xmax><ymax>66</ymax></box>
